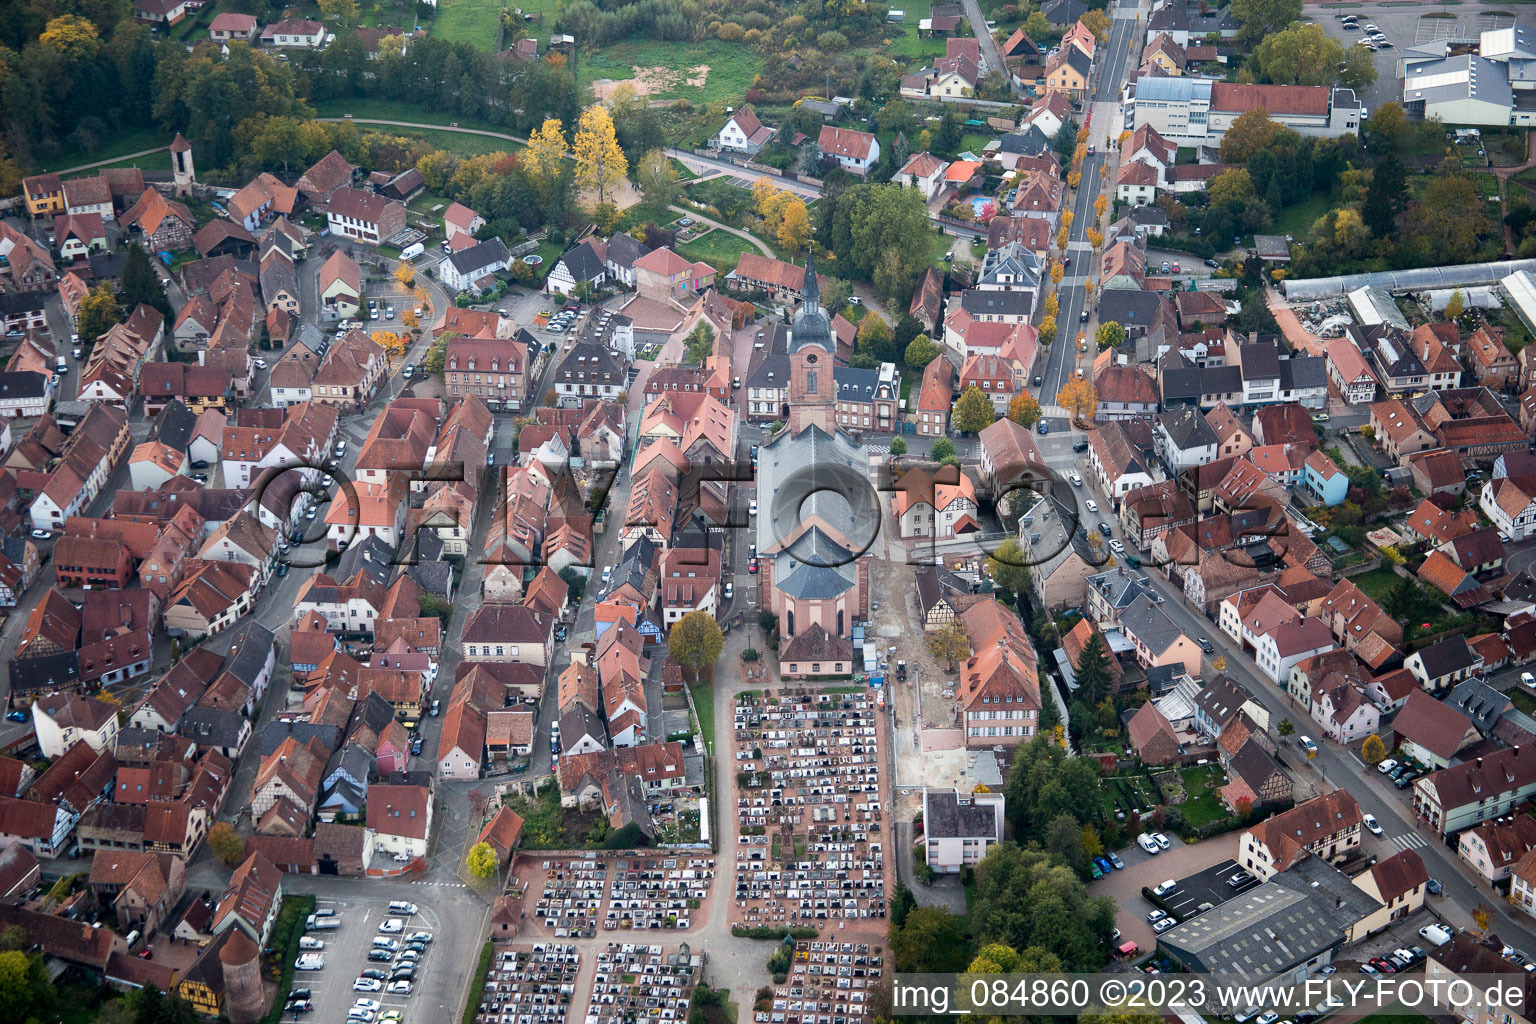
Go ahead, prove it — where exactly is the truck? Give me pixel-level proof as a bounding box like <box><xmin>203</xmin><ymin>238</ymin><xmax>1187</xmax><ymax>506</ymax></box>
<box><xmin>305</xmin><ymin>915</ymin><xmax>341</xmax><ymax>931</ymax></box>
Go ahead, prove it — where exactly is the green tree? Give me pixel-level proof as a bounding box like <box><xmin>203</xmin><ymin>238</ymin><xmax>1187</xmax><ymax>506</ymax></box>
<box><xmin>1253</xmin><ymin>21</ymin><xmax>1375</xmax><ymax>87</ymax></box>
<box><xmin>892</xmin><ymin>908</ymin><xmax>974</xmax><ymax>973</ymax></box>
<box><xmin>1095</xmin><ymin>321</ymin><xmax>1127</xmax><ymax>351</ymax></box>
<box><xmin>904</xmin><ymin>334</ymin><xmax>942</xmax><ymax>371</ymax></box>
<box><xmin>1045</xmin><ymin>813</ymin><xmax>1088</xmax><ymax>875</ymax></box>
<box><xmin>930</xmin><ymin>437</ymin><xmax>957</xmax><ymax>462</ymax></box>
<box><xmin>120</xmin><ymin>243</ymin><xmax>171</xmax><ymax>320</ymax></box>
<box><xmin>822</xmin><ymin>184</ymin><xmax>940</xmax><ymax>305</ymax></box>
<box><xmin>1277</xmin><ymin>717</ymin><xmax>1295</xmax><ymax>738</ymax></box>
<box><xmin>1072</xmin><ymin>631</ymin><xmax>1112</xmax><ymax>707</ymax></box>
<box><xmin>927</xmin><ymin>619</ymin><xmax>971</xmax><ymax>672</ymax></box>
<box><xmin>1208</xmin><ymin>168</ymin><xmax>1259</xmax><ymax>208</ymax></box>
<box><xmin>670</xmin><ymin>610</ymin><xmax>724</xmax><ymax>680</ymax></box>
<box><xmin>684</xmin><ymin>320</ymin><xmax>715</xmax><ymax>364</ymax></box>
<box><xmin>969</xmin><ymin>843</ymin><xmax>1117</xmax><ymax>970</ymax></box>
<box><xmin>76</xmin><ymin>284</ymin><xmax>123</xmax><ymax>350</ymax></box>
<box><xmin>1362</xmin><ymin>154</ymin><xmax>1408</xmax><ymax>237</ymax></box>
<box><xmin>1230</xmin><ymin>0</ymin><xmax>1303</xmax><ymax>43</ymax></box>
<box><xmin>952</xmin><ymin>384</ymin><xmax>997</xmax><ymax>433</ymax></box>
<box><xmin>636</xmin><ymin>148</ymin><xmax>679</xmax><ymax>210</ymax></box>
<box><xmin>889</xmin><ymin>437</ymin><xmax>907</xmax><ymax>456</ymax></box>
<box><xmin>1003</xmin><ymin>735</ymin><xmax>1106</xmax><ymax>839</ymax></box>
<box><xmin>466</xmin><ymin>841</ymin><xmax>498</xmax><ymax>879</ymax></box>
<box><xmin>1365</xmin><ymin>102</ymin><xmax>1410</xmax><ymax>149</ymax></box>
<box><xmin>1361</xmin><ymin>734</ymin><xmax>1387</xmax><ymax>766</ymax></box>
<box><xmin>855</xmin><ymin>311</ymin><xmax>895</xmax><ymax>363</ymax></box>
<box><xmin>987</xmin><ymin>537</ymin><xmax>1034</xmax><ymax>597</ymax></box>
<box><xmin>0</xmin><ymin>951</ymin><xmax>32</xmax><ymax>1013</ymax></box>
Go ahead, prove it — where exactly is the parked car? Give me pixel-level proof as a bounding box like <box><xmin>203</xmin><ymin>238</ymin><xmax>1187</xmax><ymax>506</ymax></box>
<box><xmin>360</xmin><ymin>970</ymin><xmax>387</xmax><ymax>982</ymax></box>
<box><xmin>1094</xmin><ymin>856</ymin><xmax>1113</xmax><ymax>874</ymax></box>
<box><xmin>405</xmin><ymin>932</ymin><xmax>433</xmax><ymax>944</ymax></box>
<box><xmin>387</xmin><ymin>981</ymin><xmax>413</xmax><ymax>995</ymax></box>
<box><xmin>354</xmin><ymin>979</ymin><xmax>382</xmax><ymax>993</ymax></box>
<box><xmin>1107</xmin><ymin>852</ymin><xmax>1124</xmax><ymax>869</ymax></box>
<box><xmin>295</xmin><ymin>954</ymin><xmax>325</xmax><ymax>971</ymax></box>
<box><xmin>1363</xmin><ymin>813</ymin><xmax>1382</xmax><ymax>835</ymax></box>
<box><xmin>1151</xmin><ymin>832</ymin><xmax>1171</xmax><ymax>850</ymax></box>
<box><xmin>1152</xmin><ymin>918</ymin><xmax>1175</xmax><ymax>934</ymax></box>
<box><xmin>378</xmin><ymin>918</ymin><xmax>405</xmax><ymax>933</ymax></box>
<box><xmin>1137</xmin><ymin>833</ymin><xmax>1160</xmax><ymax>854</ymax></box>
<box><xmin>1152</xmin><ymin>878</ymin><xmax>1177</xmax><ymax>895</ymax></box>
<box><xmin>5</xmin><ymin>711</ymin><xmax>26</xmax><ymax>723</ymax></box>
<box><xmin>1376</xmin><ymin>758</ymin><xmax>1399</xmax><ymax>775</ymax></box>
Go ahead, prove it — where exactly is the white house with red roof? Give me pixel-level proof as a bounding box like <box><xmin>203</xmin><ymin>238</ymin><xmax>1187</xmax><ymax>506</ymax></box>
<box><xmin>818</xmin><ymin>126</ymin><xmax>880</xmax><ymax>175</ymax></box>
<box><xmin>442</xmin><ymin>202</ymin><xmax>484</xmax><ymax>245</ymax></box>
<box><xmin>716</xmin><ymin>106</ymin><xmax>775</xmax><ymax>154</ymax></box>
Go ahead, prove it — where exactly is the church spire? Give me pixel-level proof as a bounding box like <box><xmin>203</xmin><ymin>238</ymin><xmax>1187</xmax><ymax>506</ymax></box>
<box><xmin>801</xmin><ymin>249</ymin><xmax>820</xmax><ymax>313</ymax></box>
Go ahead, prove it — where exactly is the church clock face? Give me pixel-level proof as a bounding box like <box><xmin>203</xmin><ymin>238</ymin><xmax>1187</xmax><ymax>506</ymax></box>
<box><xmin>805</xmin><ymin>353</ymin><xmax>818</xmax><ymax>363</ymax></box>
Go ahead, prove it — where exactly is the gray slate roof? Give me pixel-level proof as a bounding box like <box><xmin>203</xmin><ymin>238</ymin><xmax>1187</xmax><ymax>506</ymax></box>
<box><xmin>924</xmin><ymin>790</ymin><xmax>1000</xmax><ymax>840</ymax></box>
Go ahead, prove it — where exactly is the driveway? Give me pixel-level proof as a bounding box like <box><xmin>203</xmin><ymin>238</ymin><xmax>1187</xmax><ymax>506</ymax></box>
<box><xmin>1091</xmin><ymin>831</ymin><xmax>1240</xmax><ymax>953</ymax></box>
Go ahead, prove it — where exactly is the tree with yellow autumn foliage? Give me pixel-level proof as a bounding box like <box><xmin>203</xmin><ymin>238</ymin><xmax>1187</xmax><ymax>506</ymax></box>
<box><xmin>778</xmin><ymin>200</ymin><xmax>811</xmax><ymax>252</ymax></box>
<box><xmin>1044</xmin><ymin>291</ymin><xmax>1059</xmax><ymax>318</ymax></box>
<box><xmin>572</xmin><ymin>105</ymin><xmax>627</xmax><ymax>205</ymax></box>
<box><xmin>1057</xmin><ymin>376</ymin><xmax>1098</xmax><ymax>424</ymax></box>
<box><xmin>524</xmin><ymin>119</ymin><xmax>569</xmax><ymax>188</ymax></box>
<box><xmin>1049</xmin><ymin>260</ymin><xmax>1064</xmax><ymax>285</ymax></box>
<box><xmin>394</xmin><ymin>264</ymin><xmax>415</xmax><ymax>287</ymax></box>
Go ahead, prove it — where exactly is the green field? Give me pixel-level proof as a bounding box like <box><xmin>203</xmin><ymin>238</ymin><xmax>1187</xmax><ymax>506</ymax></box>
<box><xmin>578</xmin><ymin>39</ymin><xmax>765</xmax><ymax>104</ymax></box>
<box><xmin>1348</xmin><ymin>567</ymin><xmax>1400</xmax><ymax>603</ymax></box>
<box><xmin>1271</xmin><ymin>193</ymin><xmax>1333</xmax><ymax>238</ymax></box>
<box><xmin>432</xmin><ymin>0</ymin><xmax>503</xmax><ymax>48</ymax></box>
<box><xmin>677</xmin><ymin>228</ymin><xmax>760</xmax><ymax>274</ymax></box>
<box><xmin>312</xmin><ymin>98</ymin><xmax>511</xmax><ymax>134</ymax></box>
<box><xmin>883</xmin><ymin>0</ymin><xmax>948</xmax><ymax>59</ymax></box>
<box><xmin>37</xmin><ymin>127</ymin><xmax>165</xmax><ymax>175</ymax></box>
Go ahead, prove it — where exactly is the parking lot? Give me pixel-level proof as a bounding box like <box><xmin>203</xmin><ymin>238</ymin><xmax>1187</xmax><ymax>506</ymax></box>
<box><xmin>287</xmin><ymin>894</ymin><xmax>443</xmax><ymax>1024</ymax></box>
<box><xmin>1157</xmin><ymin>858</ymin><xmax>1259</xmax><ymax>919</ymax></box>
<box><xmin>1311</xmin><ymin>5</ymin><xmax>1520</xmax><ymax>116</ymax></box>
<box><xmin>1091</xmin><ymin>831</ymin><xmax>1242</xmax><ymax>952</ymax></box>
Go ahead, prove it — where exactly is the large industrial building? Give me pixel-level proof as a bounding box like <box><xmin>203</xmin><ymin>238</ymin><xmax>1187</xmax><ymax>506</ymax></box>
<box><xmin>1400</xmin><ymin>26</ymin><xmax>1536</xmax><ymax>126</ymax></box>
<box><xmin>1126</xmin><ymin>77</ymin><xmax>1363</xmax><ymax>145</ymax></box>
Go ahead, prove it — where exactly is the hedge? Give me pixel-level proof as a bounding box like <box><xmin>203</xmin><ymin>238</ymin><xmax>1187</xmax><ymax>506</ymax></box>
<box><xmin>262</xmin><ymin>894</ymin><xmax>317</xmax><ymax>1024</ymax></box>
<box><xmin>731</xmin><ymin>925</ymin><xmax>819</xmax><ymax>941</ymax></box>
<box><xmin>461</xmin><ymin>941</ymin><xmax>495</xmax><ymax>1024</ymax></box>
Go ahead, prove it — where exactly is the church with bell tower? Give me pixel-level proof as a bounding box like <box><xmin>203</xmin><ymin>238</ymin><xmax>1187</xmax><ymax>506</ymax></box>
<box><xmin>751</xmin><ymin>248</ymin><xmax>875</xmax><ymax>667</ymax></box>
<box><xmin>787</xmin><ymin>251</ymin><xmax>837</xmax><ymax>434</ymax></box>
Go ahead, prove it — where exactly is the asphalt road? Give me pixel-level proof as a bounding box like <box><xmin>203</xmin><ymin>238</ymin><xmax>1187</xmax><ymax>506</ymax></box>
<box><xmin>1133</xmin><ymin>564</ymin><xmax>1536</xmax><ymax>951</ymax></box>
<box><xmin>1036</xmin><ymin>3</ymin><xmax>1140</xmax><ymax>417</ymax></box>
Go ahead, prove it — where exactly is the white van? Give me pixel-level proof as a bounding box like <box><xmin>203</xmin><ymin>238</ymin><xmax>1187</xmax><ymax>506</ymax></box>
<box><xmin>295</xmin><ymin>953</ymin><xmax>325</xmax><ymax>970</ymax></box>
<box><xmin>1153</xmin><ymin>879</ymin><xmax>1178</xmax><ymax>896</ymax></box>
<box><xmin>388</xmin><ymin>901</ymin><xmax>419</xmax><ymax>915</ymax></box>
<box><xmin>1522</xmin><ymin>672</ymin><xmax>1535</xmax><ymax>688</ymax></box>
<box><xmin>1419</xmin><ymin>924</ymin><xmax>1454</xmax><ymax>947</ymax></box>
<box><xmin>372</xmin><ymin>937</ymin><xmax>400</xmax><ymax>952</ymax></box>
<box><xmin>55</xmin><ymin>355</ymin><xmax>68</xmax><ymax>373</ymax></box>
<box><xmin>298</xmin><ymin>937</ymin><xmax>325</xmax><ymax>950</ymax></box>
<box><xmin>1136</xmin><ymin>833</ymin><xmax>1160</xmax><ymax>854</ymax></box>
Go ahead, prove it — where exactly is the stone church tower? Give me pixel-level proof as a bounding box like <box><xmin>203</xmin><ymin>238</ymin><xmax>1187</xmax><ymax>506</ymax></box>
<box><xmin>220</xmin><ymin>928</ymin><xmax>265</xmax><ymax>1024</ymax></box>
<box><xmin>171</xmin><ymin>133</ymin><xmax>195</xmax><ymax>196</ymax></box>
<box><xmin>787</xmin><ymin>252</ymin><xmax>836</xmax><ymax>434</ymax></box>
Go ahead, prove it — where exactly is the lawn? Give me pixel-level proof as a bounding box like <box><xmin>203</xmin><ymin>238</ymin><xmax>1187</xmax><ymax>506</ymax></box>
<box><xmin>432</xmin><ymin>0</ymin><xmax>504</xmax><ymax>48</ymax></box>
<box><xmin>677</xmin><ymin>229</ymin><xmax>760</xmax><ymax>275</ymax></box>
<box><xmin>311</xmin><ymin>98</ymin><xmax>510</xmax><ymax>134</ymax></box>
<box><xmin>577</xmin><ymin>39</ymin><xmax>766</xmax><ymax>104</ymax></box>
<box><xmin>691</xmin><ymin>678</ymin><xmax>716</xmax><ymax>753</ymax></box>
<box><xmin>373</xmin><ymin>125</ymin><xmax>524</xmax><ymax>158</ymax></box>
<box><xmin>1271</xmin><ymin>193</ymin><xmax>1333</xmax><ymax>239</ymax></box>
<box><xmin>37</xmin><ymin>127</ymin><xmax>165</xmax><ymax>174</ymax></box>
<box><xmin>1349</xmin><ymin>567</ymin><xmax>1401</xmax><ymax>603</ymax></box>
<box><xmin>881</xmin><ymin>0</ymin><xmax>947</xmax><ymax>60</ymax></box>
<box><xmin>1178</xmin><ymin>764</ymin><xmax>1230</xmax><ymax>828</ymax></box>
